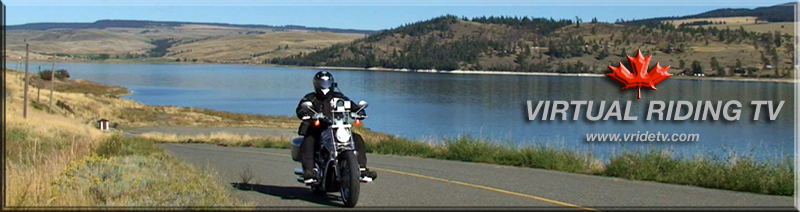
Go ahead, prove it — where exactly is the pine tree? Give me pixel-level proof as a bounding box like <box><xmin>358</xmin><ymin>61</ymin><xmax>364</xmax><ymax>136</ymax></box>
<box><xmin>710</xmin><ymin>57</ymin><xmax>723</xmax><ymax>76</ymax></box>
<box><xmin>691</xmin><ymin>60</ymin><xmax>703</xmax><ymax>75</ymax></box>
<box><xmin>771</xmin><ymin>48</ymin><xmax>780</xmax><ymax>75</ymax></box>
<box><xmin>596</xmin><ymin>47</ymin><xmax>609</xmax><ymax>60</ymax></box>
<box><xmin>773</xmin><ymin>30</ymin><xmax>783</xmax><ymax>47</ymax></box>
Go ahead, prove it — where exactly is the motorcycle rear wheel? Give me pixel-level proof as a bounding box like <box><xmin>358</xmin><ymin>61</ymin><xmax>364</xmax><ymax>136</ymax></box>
<box><xmin>338</xmin><ymin>151</ymin><xmax>361</xmax><ymax>207</ymax></box>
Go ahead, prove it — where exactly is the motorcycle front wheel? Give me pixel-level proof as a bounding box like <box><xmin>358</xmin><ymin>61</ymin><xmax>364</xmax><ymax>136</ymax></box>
<box><xmin>338</xmin><ymin>151</ymin><xmax>361</xmax><ymax>207</ymax></box>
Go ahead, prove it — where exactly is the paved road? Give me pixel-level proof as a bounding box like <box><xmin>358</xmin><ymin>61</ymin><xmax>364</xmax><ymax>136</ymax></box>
<box><xmin>158</xmin><ymin>142</ymin><xmax>795</xmax><ymax>210</ymax></box>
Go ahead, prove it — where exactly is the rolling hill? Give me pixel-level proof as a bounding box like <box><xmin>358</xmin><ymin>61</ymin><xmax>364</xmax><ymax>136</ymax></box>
<box><xmin>620</xmin><ymin>2</ymin><xmax>796</xmax><ymax>24</ymax></box>
<box><xmin>6</xmin><ymin>19</ymin><xmax>378</xmax><ymax>34</ymax></box>
<box><xmin>269</xmin><ymin>10</ymin><xmax>795</xmax><ymax>78</ymax></box>
<box><xmin>4</xmin><ymin>21</ymin><xmax>370</xmax><ymax>63</ymax></box>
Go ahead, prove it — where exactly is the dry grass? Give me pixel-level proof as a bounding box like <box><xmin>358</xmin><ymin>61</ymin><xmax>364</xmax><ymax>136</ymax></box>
<box><xmin>5</xmin><ymin>26</ymin><xmax>365</xmax><ymax>64</ymax></box>
<box><xmin>136</xmin><ymin>131</ymin><xmax>286</xmax><ymax>143</ymax></box>
<box><xmin>27</xmin><ymin>74</ymin><xmax>131</xmax><ymax>98</ymax></box>
<box><xmin>47</xmin><ymin>136</ymin><xmax>253</xmax><ymax>207</ymax></box>
<box><xmin>111</xmin><ymin>106</ymin><xmax>300</xmax><ymax>129</ymax></box>
<box><xmin>663</xmin><ymin>16</ymin><xmax>760</xmax><ymax>26</ymax></box>
<box><xmin>739</xmin><ymin>23</ymin><xmax>795</xmax><ymax>35</ymax></box>
<box><xmin>135</xmin><ymin>132</ymin><xmax>293</xmax><ymax>149</ymax></box>
<box><xmin>6</xmin><ymin>68</ymin><xmax>147</xmax><ymax>125</ymax></box>
<box><xmin>5</xmin><ymin>100</ymin><xmax>109</xmax><ymax>207</ymax></box>
<box><xmin>166</xmin><ymin>31</ymin><xmax>365</xmax><ymax>63</ymax></box>
<box><xmin>4</xmin><ymin>67</ymin><xmax>253</xmax><ymax>208</ymax></box>
<box><xmin>662</xmin><ymin>16</ymin><xmax>795</xmax><ymax>34</ymax></box>
<box><xmin>176</xmin><ymin>24</ymin><xmax>249</xmax><ymax>30</ymax></box>
<box><xmin>5</xmin><ymin>30</ymin><xmax>154</xmax><ymax>60</ymax></box>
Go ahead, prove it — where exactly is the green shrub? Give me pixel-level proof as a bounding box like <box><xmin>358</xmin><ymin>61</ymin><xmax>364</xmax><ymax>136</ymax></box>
<box><xmin>38</xmin><ymin>69</ymin><xmax>70</xmax><ymax>81</ymax></box>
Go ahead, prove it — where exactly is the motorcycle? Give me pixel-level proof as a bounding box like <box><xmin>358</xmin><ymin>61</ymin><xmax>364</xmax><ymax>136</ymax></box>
<box><xmin>290</xmin><ymin>98</ymin><xmax>369</xmax><ymax>207</ymax></box>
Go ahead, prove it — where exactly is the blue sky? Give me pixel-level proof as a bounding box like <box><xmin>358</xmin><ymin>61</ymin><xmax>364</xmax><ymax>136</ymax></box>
<box><xmin>3</xmin><ymin>0</ymin><xmax>795</xmax><ymax>31</ymax></box>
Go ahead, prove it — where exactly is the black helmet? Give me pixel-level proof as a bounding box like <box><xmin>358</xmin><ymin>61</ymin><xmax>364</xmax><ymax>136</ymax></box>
<box><xmin>313</xmin><ymin>71</ymin><xmax>335</xmax><ymax>97</ymax></box>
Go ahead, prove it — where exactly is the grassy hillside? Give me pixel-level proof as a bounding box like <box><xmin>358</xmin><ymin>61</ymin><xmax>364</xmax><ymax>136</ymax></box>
<box><xmin>3</xmin><ymin>68</ymin><xmax>253</xmax><ymax>207</ymax></box>
<box><xmin>166</xmin><ymin>31</ymin><xmax>365</xmax><ymax>63</ymax></box>
<box><xmin>662</xmin><ymin>16</ymin><xmax>794</xmax><ymax>35</ymax></box>
<box><xmin>5</xmin><ymin>29</ymin><xmax>153</xmax><ymax>60</ymax></box>
<box><xmin>269</xmin><ymin>14</ymin><xmax>795</xmax><ymax>79</ymax></box>
<box><xmin>623</xmin><ymin>2</ymin><xmax>796</xmax><ymax>24</ymax></box>
<box><xmin>5</xmin><ymin>24</ymin><xmax>367</xmax><ymax>64</ymax></box>
<box><xmin>7</xmin><ymin>19</ymin><xmax>378</xmax><ymax>34</ymax></box>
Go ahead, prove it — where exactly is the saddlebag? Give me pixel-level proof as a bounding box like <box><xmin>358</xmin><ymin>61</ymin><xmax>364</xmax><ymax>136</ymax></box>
<box><xmin>290</xmin><ymin>137</ymin><xmax>304</xmax><ymax>162</ymax></box>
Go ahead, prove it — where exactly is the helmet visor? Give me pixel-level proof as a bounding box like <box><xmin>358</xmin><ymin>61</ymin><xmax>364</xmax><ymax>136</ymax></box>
<box><xmin>315</xmin><ymin>78</ymin><xmax>334</xmax><ymax>89</ymax></box>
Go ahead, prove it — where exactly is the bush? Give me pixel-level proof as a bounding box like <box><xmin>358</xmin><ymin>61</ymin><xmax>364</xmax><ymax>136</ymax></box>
<box><xmin>94</xmin><ymin>135</ymin><xmax>161</xmax><ymax>158</ymax></box>
<box><xmin>38</xmin><ymin>69</ymin><xmax>70</xmax><ymax>81</ymax></box>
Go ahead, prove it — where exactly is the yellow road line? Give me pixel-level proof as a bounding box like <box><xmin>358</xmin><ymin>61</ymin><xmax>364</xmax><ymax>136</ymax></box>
<box><xmin>371</xmin><ymin>167</ymin><xmax>598</xmax><ymax>211</ymax></box>
<box><xmin>168</xmin><ymin>143</ymin><xmax>599</xmax><ymax>211</ymax></box>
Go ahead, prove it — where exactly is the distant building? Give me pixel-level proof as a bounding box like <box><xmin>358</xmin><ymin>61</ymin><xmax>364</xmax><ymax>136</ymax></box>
<box><xmin>97</xmin><ymin>119</ymin><xmax>110</xmax><ymax>131</ymax></box>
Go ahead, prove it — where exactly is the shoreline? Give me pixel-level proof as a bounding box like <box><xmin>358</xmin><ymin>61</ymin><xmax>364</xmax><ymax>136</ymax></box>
<box><xmin>312</xmin><ymin>66</ymin><xmax>798</xmax><ymax>84</ymax></box>
<box><xmin>7</xmin><ymin>59</ymin><xmax>796</xmax><ymax>84</ymax></box>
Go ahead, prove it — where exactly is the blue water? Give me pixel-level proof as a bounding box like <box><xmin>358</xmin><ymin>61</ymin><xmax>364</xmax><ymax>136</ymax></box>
<box><xmin>21</xmin><ymin>62</ymin><xmax>795</xmax><ymax>161</ymax></box>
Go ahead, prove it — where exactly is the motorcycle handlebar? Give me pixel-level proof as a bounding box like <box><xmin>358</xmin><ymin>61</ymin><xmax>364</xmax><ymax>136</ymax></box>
<box><xmin>302</xmin><ymin>114</ymin><xmax>329</xmax><ymax>121</ymax></box>
<box><xmin>301</xmin><ymin>113</ymin><xmax>367</xmax><ymax>122</ymax></box>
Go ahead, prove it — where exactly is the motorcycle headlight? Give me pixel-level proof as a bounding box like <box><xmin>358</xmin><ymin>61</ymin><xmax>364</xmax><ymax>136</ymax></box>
<box><xmin>335</xmin><ymin>128</ymin><xmax>351</xmax><ymax>143</ymax></box>
<box><xmin>336</xmin><ymin>99</ymin><xmax>345</xmax><ymax>107</ymax></box>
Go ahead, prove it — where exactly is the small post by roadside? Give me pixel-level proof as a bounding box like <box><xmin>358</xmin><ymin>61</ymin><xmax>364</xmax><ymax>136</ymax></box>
<box><xmin>49</xmin><ymin>51</ymin><xmax>56</xmax><ymax>114</ymax></box>
<box><xmin>23</xmin><ymin>40</ymin><xmax>29</xmax><ymax>119</ymax></box>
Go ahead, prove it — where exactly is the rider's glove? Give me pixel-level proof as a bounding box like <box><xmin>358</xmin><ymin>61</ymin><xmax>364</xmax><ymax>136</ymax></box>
<box><xmin>299</xmin><ymin>109</ymin><xmax>314</xmax><ymax>119</ymax></box>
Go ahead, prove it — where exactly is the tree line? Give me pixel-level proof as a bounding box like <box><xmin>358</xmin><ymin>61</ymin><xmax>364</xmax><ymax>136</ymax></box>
<box><xmin>268</xmin><ymin>13</ymin><xmax>793</xmax><ymax>77</ymax></box>
<box><xmin>269</xmin><ymin>15</ymin><xmax>573</xmax><ymax>70</ymax></box>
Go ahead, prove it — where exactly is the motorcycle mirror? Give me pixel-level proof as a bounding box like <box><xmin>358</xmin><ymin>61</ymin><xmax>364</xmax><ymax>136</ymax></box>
<box><xmin>357</xmin><ymin>101</ymin><xmax>368</xmax><ymax>108</ymax></box>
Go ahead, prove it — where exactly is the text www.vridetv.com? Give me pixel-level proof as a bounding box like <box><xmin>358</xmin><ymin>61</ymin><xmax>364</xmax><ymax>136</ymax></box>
<box><xmin>586</xmin><ymin>131</ymin><xmax>700</xmax><ymax>142</ymax></box>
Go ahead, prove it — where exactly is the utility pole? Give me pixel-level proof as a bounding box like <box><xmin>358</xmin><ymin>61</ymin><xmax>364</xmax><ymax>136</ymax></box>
<box><xmin>49</xmin><ymin>51</ymin><xmax>56</xmax><ymax>114</ymax></box>
<box><xmin>37</xmin><ymin>66</ymin><xmax>41</xmax><ymax>103</ymax></box>
<box><xmin>23</xmin><ymin>40</ymin><xmax>29</xmax><ymax>119</ymax></box>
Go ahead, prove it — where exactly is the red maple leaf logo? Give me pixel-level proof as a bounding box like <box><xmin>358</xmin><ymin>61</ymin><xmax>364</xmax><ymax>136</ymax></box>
<box><xmin>606</xmin><ymin>49</ymin><xmax>672</xmax><ymax>99</ymax></box>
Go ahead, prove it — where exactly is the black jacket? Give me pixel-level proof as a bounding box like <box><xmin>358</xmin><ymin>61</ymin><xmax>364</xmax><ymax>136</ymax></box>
<box><xmin>296</xmin><ymin>91</ymin><xmax>366</xmax><ymax>121</ymax></box>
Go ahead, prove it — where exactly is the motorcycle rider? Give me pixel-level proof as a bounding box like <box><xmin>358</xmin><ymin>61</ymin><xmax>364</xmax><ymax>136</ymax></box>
<box><xmin>296</xmin><ymin>70</ymin><xmax>377</xmax><ymax>184</ymax></box>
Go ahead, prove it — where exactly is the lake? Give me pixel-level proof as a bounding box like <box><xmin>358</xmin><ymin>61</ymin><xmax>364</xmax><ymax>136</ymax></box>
<box><xmin>23</xmin><ymin>62</ymin><xmax>795</xmax><ymax>161</ymax></box>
